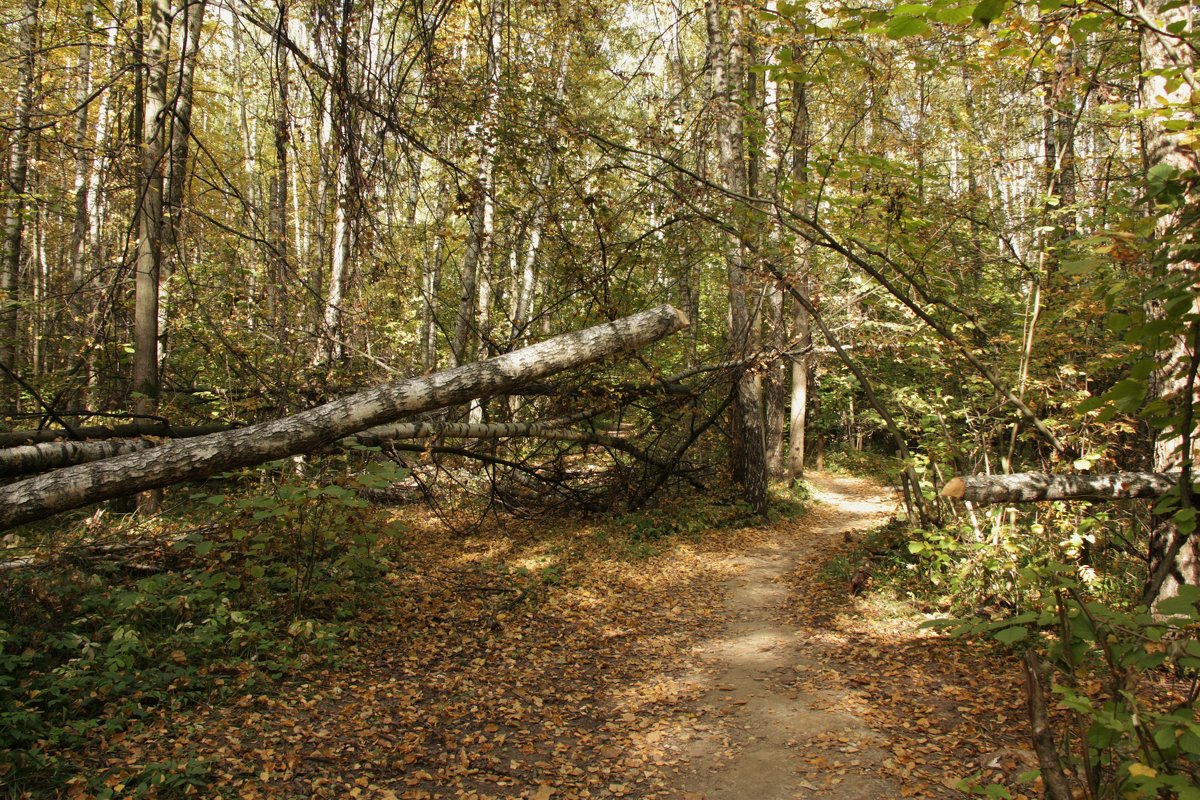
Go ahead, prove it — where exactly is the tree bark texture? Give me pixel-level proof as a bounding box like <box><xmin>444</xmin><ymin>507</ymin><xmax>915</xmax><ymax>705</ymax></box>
<box><xmin>0</xmin><ymin>421</ymin><xmax>233</xmax><ymax>448</ymax></box>
<box><xmin>705</xmin><ymin>0</ymin><xmax>767</xmax><ymax>515</ymax></box>
<box><xmin>1141</xmin><ymin>0</ymin><xmax>1199</xmax><ymax>605</ymax></box>
<box><xmin>133</xmin><ymin>0</ymin><xmax>171</xmax><ymax>416</ymax></box>
<box><xmin>941</xmin><ymin>471</ymin><xmax>1180</xmax><ymax>505</ymax></box>
<box><xmin>0</xmin><ymin>421</ymin><xmax>669</xmax><ymax>478</ymax></box>
<box><xmin>1</xmin><ymin>0</ymin><xmax>37</xmax><ymax>414</ymax></box>
<box><xmin>451</xmin><ymin>0</ymin><xmax>501</xmax><ymax>367</ymax></box>
<box><xmin>0</xmin><ymin>438</ymin><xmax>159</xmax><ymax>478</ymax></box>
<box><xmin>0</xmin><ymin>305</ymin><xmax>688</xmax><ymax>530</ymax></box>
<box><xmin>1022</xmin><ymin>651</ymin><xmax>1076</xmax><ymax>800</ymax></box>
<box><xmin>788</xmin><ymin>74</ymin><xmax>812</xmax><ymax>479</ymax></box>
<box><xmin>69</xmin><ymin>0</ymin><xmax>95</xmax><ymax>300</ymax></box>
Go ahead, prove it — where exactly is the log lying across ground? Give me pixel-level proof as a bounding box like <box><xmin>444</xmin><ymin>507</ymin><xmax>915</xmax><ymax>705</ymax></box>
<box><xmin>0</xmin><ymin>422</ymin><xmax>233</xmax><ymax>448</ymax></box>
<box><xmin>0</xmin><ymin>421</ymin><xmax>660</xmax><ymax>479</ymax></box>
<box><xmin>942</xmin><ymin>472</ymin><xmax>1181</xmax><ymax>505</ymax></box>
<box><xmin>0</xmin><ymin>305</ymin><xmax>688</xmax><ymax>531</ymax></box>
<box><xmin>0</xmin><ymin>438</ymin><xmax>159</xmax><ymax>478</ymax></box>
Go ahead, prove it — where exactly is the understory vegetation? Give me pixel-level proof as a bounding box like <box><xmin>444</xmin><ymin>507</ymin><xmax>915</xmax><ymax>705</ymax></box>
<box><xmin>0</xmin><ymin>0</ymin><xmax>1198</xmax><ymax>795</ymax></box>
<box><xmin>1</xmin><ymin>448</ymin><xmax>810</xmax><ymax>797</ymax></box>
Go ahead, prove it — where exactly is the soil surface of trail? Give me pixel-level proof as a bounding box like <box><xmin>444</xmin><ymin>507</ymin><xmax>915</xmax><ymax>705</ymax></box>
<box><xmin>93</xmin><ymin>472</ymin><xmax>1033</xmax><ymax>799</ymax></box>
<box><xmin>673</xmin><ymin>473</ymin><xmax>906</xmax><ymax>798</ymax></box>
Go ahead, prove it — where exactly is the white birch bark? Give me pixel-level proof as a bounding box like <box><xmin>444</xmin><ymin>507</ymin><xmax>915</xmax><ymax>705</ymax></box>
<box><xmin>0</xmin><ymin>0</ymin><xmax>37</xmax><ymax>413</ymax></box>
<box><xmin>133</xmin><ymin>0</ymin><xmax>171</xmax><ymax>416</ymax></box>
<box><xmin>450</xmin><ymin>0</ymin><xmax>501</xmax><ymax>367</ymax></box>
<box><xmin>0</xmin><ymin>305</ymin><xmax>689</xmax><ymax>530</ymax></box>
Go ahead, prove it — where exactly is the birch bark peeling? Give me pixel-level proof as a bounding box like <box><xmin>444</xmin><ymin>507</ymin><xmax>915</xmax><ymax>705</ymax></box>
<box><xmin>942</xmin><ymin>472</ymin><xmax>1179</xmax><ymax>505</ymax></box>
<box><xmin>0</xmin><ymin>305</ymin><xmax>688</xmax><ymax>530</ymax></box>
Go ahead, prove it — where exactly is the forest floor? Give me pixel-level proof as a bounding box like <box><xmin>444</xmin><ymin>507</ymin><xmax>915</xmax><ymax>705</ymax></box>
<box><xmin>85</xmin><ymin>473</ymin><xmax>1035</xmax><ymax>799</ymax></box>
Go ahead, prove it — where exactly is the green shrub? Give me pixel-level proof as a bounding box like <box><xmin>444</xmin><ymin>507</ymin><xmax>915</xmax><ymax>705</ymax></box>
<box><xmin>0</xmin><ymin>459</ymin><xmax>407</xmax><ymax>796</ymax></box>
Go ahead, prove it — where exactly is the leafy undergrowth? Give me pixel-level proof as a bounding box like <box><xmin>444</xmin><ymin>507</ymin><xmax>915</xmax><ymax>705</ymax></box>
<box><xmin>90</xmin><ymin>509</ymin><xmax>753</xmax><ymax>798</ymax></box>
<box><xmin>787</xmin><ymin>537</ymin><xmax>1032</xmax><ymax>796</ymax></box>
<box><xmin>0</xmin><ymin>473</ymin><xmax>794</xmax><ymax>799</ymax></box>
<box><xmin>0</xmin><ymin>472</ymin><xmax>1053</xmax><ymax>800</ymax></box>
<box><xmin>828</xmin><ymin>500</ymin><xmax>1200</xmax><ymax>798</ymax></box>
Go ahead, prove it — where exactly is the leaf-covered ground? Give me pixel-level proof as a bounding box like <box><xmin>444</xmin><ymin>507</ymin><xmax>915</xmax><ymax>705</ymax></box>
<box><xmin>77</xmin><ymin>474</ymin><xmax>1032</xmax><ymax>799</ymax></box>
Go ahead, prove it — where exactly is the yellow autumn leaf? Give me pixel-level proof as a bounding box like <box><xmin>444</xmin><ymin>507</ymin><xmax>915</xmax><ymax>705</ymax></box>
<box><xmin>1128</xmin><ymin>763</ymin><xmax>1158</xmax><ymax>778</ymax></box>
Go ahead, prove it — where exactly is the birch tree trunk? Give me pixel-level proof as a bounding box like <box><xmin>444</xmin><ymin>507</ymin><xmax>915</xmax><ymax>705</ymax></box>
<box><xmin>0</xmin><ymin>0</ymin><xmax>37</xmax><ymax>414</ymax></box>
<box><xmin>788</xmin><ymin>76</ymin><xmax>812</xmax><ymax>479</ymax></box>
<box><xmin>511</xmin><ymin>34</ymin><xmax>569</xmax><ymax>349</ymax></box>
<box><xmin>451</xmin><ymin>0</ymin><xmax>500</xmax><ymax>368</ymax></box>
<box><xmin>0</xmin><ymin>305</ymin><xmax>689</xmax><ymax>531</ymax></box>
<box><xmin>133</xmin><ymin>0</ymin><xmax>170</xmax><ymax>417</ymax></box>
<box><xmin>68</xmin><ymin>0</ymin><xmax>95</xmax><ymax>312</ymax></box>
<box><xmin>1140</xmin><ymin>0</ymin><xmax>1199</xmax><ymax>606</ymax></box>
<box><xmin>942</xmin><ymin>472</ymin><xmax>1179</xmax><ymax>505</ymax></box>
<box><xmin>706</xmin><ymin>0</ymin><xmax>767</xmax><ymax>515</ymax></box>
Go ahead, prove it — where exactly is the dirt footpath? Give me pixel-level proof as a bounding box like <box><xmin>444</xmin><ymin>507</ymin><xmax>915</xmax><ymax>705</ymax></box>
<box><xmin>671</xmin><ymin>474</ymin><xmax>1030</xmax><ymax>799</ymax></box>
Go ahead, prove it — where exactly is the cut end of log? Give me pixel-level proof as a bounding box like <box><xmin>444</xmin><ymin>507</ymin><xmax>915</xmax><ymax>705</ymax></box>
<box><xmin>941</xmin><ymin>476</ymin><xmax>965</xmax><ymax>499</ymax></box>
<box><xmin>667</xmin><ymin>305</ymin><xmax>691</xmax><ymax>329</ymax></box>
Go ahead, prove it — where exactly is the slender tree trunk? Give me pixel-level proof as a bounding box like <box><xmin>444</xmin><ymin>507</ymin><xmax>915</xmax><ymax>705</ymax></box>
<box><xmin>706</xmin><ymin>0</ymin><xmax>767</xmax><ymax>514</ymax></box>
<box><xmin>1140</xmin><ymin>0</ymin><xmax>1199</xmax><ymax>607</ymax></box>
<box><xmin>316</xmin><ymin>0</ymin><xmax>357</xmax><ymax>365</ymax></box>
<box><xmin>512</xmin><ymin>34</ymin><xmax>569</xmax><ymax>349</ymax></box>
<box><xmin>232</xmin><ymin>17</ymin><xmax>264</xmax><ymax>333</ymax></box>
<box><xmin>80</xmin><ymin>2</ymin><xmax>120</xmax><ymax>407</ymax></box>
<box><xmin>269</xmin><ymin>0</ymin><xmax>290</xmax><ymax>332</ymax></box>
<box><xmin>788</xmin><ymin>76</ymin><xmax>812</xmax><ymax>479</ymax></box>
<box><xmin>160</xmin><ymin>0</ymin><xmax>205</xmax><ymax>368</ymax></box>
<box><xmin>323</xmin><ymin>152</ymin><xmax>351</xmax><ymax>361</ymax></box>
<box><xmin>759</xmin><ymin>8</ymin><xmax>786</xmax><ymax>479</ymax></box>
<box><xmin>132</xmin><ymin>0</ymin><xmax>171</xmax><ymax>512</ymax></box>
<box><xmin>421</xmin><ymin>167</ymin><xmax>449</xmax><ymax>372</ymax></box>
<box><xmin>133</xmin><ymin>0</ymin><xmax>170</xmax><ymax>422</ymax></box>
<box><xmin>1043</xmin><ymin>30</ymin><xmax>1078</xmax><ymax>245</ymax></box>
<box><xmin>69</xmin><ymin>0</ymin><xmax>95</xmax><ymax>314</ymax></box>
<box><xmin>451</xmin><ymin>0</ymin><xmax>500</xmax><ymax>367</ymax></box>
<box><xmin>1</xmin><ymin>0</ymin><xmax>37</xmax><ymax>414</ymax></box>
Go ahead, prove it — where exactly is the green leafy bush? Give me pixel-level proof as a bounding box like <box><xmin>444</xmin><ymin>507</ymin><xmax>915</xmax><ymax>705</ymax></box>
<box><xmin>0</xmin><ymin>459</ymin><xmax>408</xmax><ymax>796</ymax></box>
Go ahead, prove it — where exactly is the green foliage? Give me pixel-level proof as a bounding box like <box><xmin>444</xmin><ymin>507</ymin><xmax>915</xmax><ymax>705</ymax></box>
<box><xmin>821</xmin><ymin>447</ymin><xmax>904</xmax><ymax>484</ymax></box>
<box><xmin>0</xmin><ymin>460</ymin><xmax>408</xmax><ymax>796</ymax></box>
<box><xmin>929</xmin><ymin>577</ymin><xmax>1200</xmax><ymax>797</ymax></box>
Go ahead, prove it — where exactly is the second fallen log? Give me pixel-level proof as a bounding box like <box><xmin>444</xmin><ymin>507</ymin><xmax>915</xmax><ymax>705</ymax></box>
<box><xmin>941</xmin><ymin>471</ymin><xmax>1181</xmax><ymax>505</ymax></box>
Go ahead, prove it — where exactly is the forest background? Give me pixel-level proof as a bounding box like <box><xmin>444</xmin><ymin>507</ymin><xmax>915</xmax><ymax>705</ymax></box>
<box><xmin>0</xmin><ymin>0</ymin><xmax>1198</xmax><ymax>795</ymax></box>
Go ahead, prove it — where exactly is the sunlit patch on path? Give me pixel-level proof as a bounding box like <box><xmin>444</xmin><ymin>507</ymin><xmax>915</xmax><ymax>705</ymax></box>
<box><xmin>669</xmin><ymin>472</ymin><xmax>903</xmax><ymax>799</ymax></box>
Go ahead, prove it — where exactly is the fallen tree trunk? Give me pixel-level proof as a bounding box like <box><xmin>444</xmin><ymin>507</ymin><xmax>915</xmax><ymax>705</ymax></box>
<box><xmin>0</xmin><ymin>305</ymin><xmax>688</xmax><ymax>531</ymax></box>
<box><xmin>0</xmin><ymin>438</ymin><xmax>159</xmax><ymax>478</ymax></box>
<box><xmin>0</xmin><ymin>420</ymin><xmax>677</xmax><ymax>479</ymax></box>
<box><xmin>941</xmin><ymin>472</ymin><xmax>1180</xmax><ymax>505</ymax></box>
<box><xmin>0</xmin><ymin>422</ymin><xmax>234</xmax><ymax>448</ymax></box>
